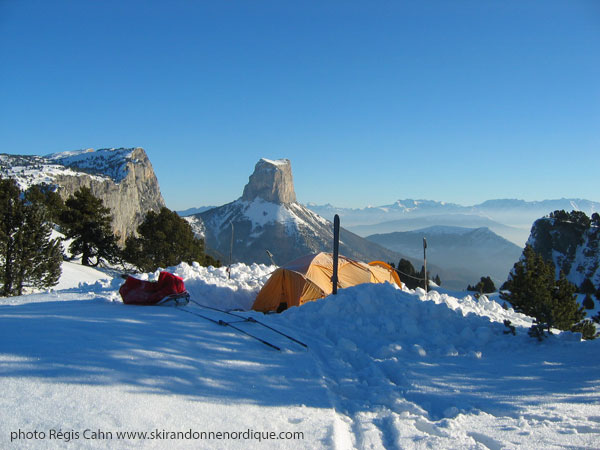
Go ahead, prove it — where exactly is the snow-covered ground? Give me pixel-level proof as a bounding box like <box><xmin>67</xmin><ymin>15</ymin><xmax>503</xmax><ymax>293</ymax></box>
<box><xmin>1</xmin><ymin>262</ymin><xmax>600</xmax><ymax>449</ymax></box>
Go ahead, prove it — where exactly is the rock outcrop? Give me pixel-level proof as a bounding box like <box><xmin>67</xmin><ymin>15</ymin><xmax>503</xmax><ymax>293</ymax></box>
<box><xmin>241</xmin><ymin>158</ymin><xmax>296</xmax><ymax>204</ymax></box>
<box><xmin>0</xmin><ymin>148</ymin><xmax>165</xmax><ymax>244</ymax></box>
<box><xmin>192</xmin><ymin>158</ymin><xmax>403</xmax><ymax>266</ymax></box>
<box><xmin>526</xmin><ymin>210</ymin><xmax>600</xmax><ymax>289</ymax></box>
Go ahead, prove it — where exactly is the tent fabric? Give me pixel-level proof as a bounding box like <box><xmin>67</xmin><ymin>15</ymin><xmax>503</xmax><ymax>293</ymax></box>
<box><xmin>368</xmin><ymin>261</ymin><xmax>403</xmax><ymax>286</ymax></box>
<box><xmin>119</xmin><ymin>271</ymin><xmax>186</xmax><ymax>306</ymax></box>
<box><xmin>252</xmin><ymin>252</ymin><xmax>403</xmax><ymax>312</ymax></box>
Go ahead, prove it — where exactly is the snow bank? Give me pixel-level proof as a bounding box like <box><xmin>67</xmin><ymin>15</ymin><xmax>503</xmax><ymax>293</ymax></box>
<box><xmin>133</xmin><ymin>262</ymin><xmax>276</xmax><ymax>311</ymax></box>
<box><xmin>3</xmin><ymin>261</ymin><xmax>600</xmax><ymax>449</ymax></box>
<box><xmin>281</xmin><ymin>283</ymin><xmax>539</xmax><ymax>359</ymax></box>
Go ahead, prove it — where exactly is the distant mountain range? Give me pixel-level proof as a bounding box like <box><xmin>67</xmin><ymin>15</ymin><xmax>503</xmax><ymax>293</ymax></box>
<box><xmin>306</xmin><ymin>199</ymin><xmax>600</xmax><ymax>246</ymax></box>
<box><xmin>187</xmin><ymin>198</ymin><xmax>600</xmax><ymax>248</ymax></box>
<box><xmin>351</xmin><ymin>214</ymin><xmax>521</xmax><ymax>246</ymax></box>
<box><xmin>184</xmin><ymin>195</ymin><xmax>600</xmax><ymax>289</ymax></box>
<box><xmin>367</xmin><ymin>226</ymin><xmax>523</xmax><ymax>290</ymax></box>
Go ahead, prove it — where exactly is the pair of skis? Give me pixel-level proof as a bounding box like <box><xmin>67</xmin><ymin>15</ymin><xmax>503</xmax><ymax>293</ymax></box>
<box><xmin>171</xmin><ymin>297</ymin><xmax>307</xmax><ymax>352</ymax></box>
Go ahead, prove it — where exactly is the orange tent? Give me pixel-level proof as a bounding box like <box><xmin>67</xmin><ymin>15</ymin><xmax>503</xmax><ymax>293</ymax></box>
<box><xmin>252</xmin><ymin>252</ymin><xmax>402</xmax><ymax>312</ymax></box>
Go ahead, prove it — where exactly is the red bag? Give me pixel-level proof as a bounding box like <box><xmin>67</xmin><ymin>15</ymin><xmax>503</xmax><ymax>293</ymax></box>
<box><xmin>119</xmin><ymin>271</ymin><xmax>186</xmax><ymax>305</ymax></box>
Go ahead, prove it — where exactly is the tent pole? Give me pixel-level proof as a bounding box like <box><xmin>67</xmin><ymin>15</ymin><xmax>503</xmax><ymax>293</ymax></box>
<box><xmin>332</xmin><ymin>214</ymin><xmax>340</xmax><ymax>295</ymax></box>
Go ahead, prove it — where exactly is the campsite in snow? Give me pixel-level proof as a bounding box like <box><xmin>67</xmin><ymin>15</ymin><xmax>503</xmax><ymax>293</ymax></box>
<box><xmin>2</xmin><ymin>2</ymin><xmax>600</xmax><ymax>449</ymax></box>
<box><xmin>1</xmin><ymin>257</ymin><xmax>600</xmax><ymax>449</ymax></box>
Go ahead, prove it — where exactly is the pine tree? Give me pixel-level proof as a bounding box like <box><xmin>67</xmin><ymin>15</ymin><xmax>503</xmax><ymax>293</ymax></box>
<box><xmin>501</xmin><ymin>245</ymin><xmax>586</xmax><ymax>336</ymax></box>
<box><xmin>579</xmin><ymin>278</ymin><xmax>596</xmax><ymax>295</ymax></box>
<box><xmin>397</xmin><ymin>258</ymin><xmax>419</xmax><ymax>290</ymax></box>
<box><xmin>550</xmin><ymin>271</ymin><xmax>585</xmax><ymax>331</ymax></box>
<box><xmin>123</xmin><ymin>207</ymin><xmax>218</xmax><ymax>272</ymax></box>
<box><xmin>480</xmin><ymin>276</ymin><xmax>496</xmax><ymax>293</ymax></box>
<box><xmin>15</xmin><ymin>196</ymin><xmax>63</xmax><ymax>293</ymax></box>
<box><xmin>0</xmin><ymin>178</ymin><xmax>62</xmax><ymax>296</ymax></box>
<box><xmin>583</xmin><ymin>294</ymin><xmax>595</xmax><ymax>310</ymax></box>
<box><xmin>467</xmin><ymin>276</ymin><xmax>496</xmax><ymax>294</ymax></box>
<box><xmin>60</xmin><ymin>187</ymin><xmax>120</xmax><ymax>267</ymax></box>
<box><xmin>0</xmin><ymin>178</ymin><xmax>23</xmax><ymax>296</ymax></box>
<box><xmin>571</xmin><ymin>320</ymin><xmax>599</xmax><ymax>340</ymax></box>
<box><xmin>24</xmin><ymin>184</ymin><xmax>65</xmax><ymax>226</ymax></box>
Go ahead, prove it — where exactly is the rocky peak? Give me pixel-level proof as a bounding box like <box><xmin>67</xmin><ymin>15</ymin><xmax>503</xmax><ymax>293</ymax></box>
<box><xmin>241</xmin><ymin>158</ymin><xmax>296</xmax><ymax>204</ymax></box>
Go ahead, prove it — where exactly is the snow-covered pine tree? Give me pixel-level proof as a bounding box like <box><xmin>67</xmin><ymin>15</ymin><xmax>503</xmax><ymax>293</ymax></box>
<box><xmin>0</xmin><ymin>178</ymin><xmax>62</xmax><ymax>296</ymax></box>
<box><xmin>501</xmin><ymin>245</ymin><xmax>586</xmax><ymax>338</ymax></box>
<box><xmin>15</xmin><ymin>193</ymin><xmax>63</xmax><ymax>293</ymax></box>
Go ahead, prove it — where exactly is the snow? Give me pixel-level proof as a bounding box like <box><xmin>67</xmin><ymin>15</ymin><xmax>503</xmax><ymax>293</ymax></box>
<box><xmin>241</xmin><ymin>199</ymin><xmax>307</xmax><ymax>230</ymax></box>
<box><xmin>47</xmin><ymin>148</ymin><xmax>134</xmax><ymax>182</ymax></box>
<box><xmin>0</xmin><ymin>162</ymin><xmax>90</xmax><ymax>192</ymax></box>
<box><xmin>1</xmin><ymin>261</ymin><xmax>600</xmax><ymax>449</ymax></box>
<box><xmin>213</xmin><ymin>198</ymin><xmax>323</xmax><ymax>239</ymax></box>
<box><xmin>260</xmin><ymin>158</ymin><xmax>289</xmax><ymax>167</ymax></box>
<box><xmin>55</xmin><ymin>261</ymin><xmax>114</xmax><ymax>290</ymax></box>
<box><xmin>0</xmin><ymin>148</ymin><xmax>135</xmax><ymax>191</ymax></box>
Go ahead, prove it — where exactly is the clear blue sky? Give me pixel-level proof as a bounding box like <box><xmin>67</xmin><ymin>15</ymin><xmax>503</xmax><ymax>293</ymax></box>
<box><xmin>1</xmin><ymin>1</ymin><xmax>599</xmax><ymax>210</ymax></box>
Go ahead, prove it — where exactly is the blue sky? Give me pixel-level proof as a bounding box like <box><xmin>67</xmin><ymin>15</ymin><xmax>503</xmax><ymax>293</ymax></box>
<box><xmin>1</xmin><ymin>1</ymin><xmax>599</xmax><ymax>210</ymax></box>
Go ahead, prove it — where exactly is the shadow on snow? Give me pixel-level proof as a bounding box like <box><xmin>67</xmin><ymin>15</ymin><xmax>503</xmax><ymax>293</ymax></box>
<box><xmin>0</xmin><ymin>296</ymin><xmax>327</xmax><ymax>409</ymax></box>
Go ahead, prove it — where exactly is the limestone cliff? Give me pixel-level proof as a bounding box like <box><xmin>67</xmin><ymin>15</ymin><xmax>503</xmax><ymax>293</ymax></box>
<box><xmin>0</xmin><ymin>147</ymin><xmax>165</xmax><ymax>244</ymax></box>
<box><xmin>193</xmin><ymin>158</ymin><xmax>403</xmax><ymax>265</ymax></box>
<box><xmin>242</xmin><ymin>158</ymin><xmax>296</xmax><ymax>204</ymax></box>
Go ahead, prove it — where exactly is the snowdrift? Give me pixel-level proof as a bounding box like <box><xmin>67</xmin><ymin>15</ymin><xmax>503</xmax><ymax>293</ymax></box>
<box><xmin>1</xmin><ymin>261</ymin><xmax>599</xmax><ymax>449</ymax></box>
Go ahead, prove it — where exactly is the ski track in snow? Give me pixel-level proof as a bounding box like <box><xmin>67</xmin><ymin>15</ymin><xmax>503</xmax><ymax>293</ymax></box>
<box><xmin>1</xmin><ymin>262</ymin><xmax>600</xmax><ymax>449</ymax></box>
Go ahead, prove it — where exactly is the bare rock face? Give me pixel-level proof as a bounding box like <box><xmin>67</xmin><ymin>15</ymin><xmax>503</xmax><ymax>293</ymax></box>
<box><xmin>0</xmin><ymin>147</ymin><xmax>165</xmax><ymax>245</ymax></box>
<box><xmin>53</xmin><ymin>148</ymin><xmax>165</xmax><ymax>243</ymax></box>
<box><xmin>196</xmin><ymin>157</ymin><xmax>403</xmax><ymax>266</ymax></box>
<box><xmin>241</xmin><ymin>158</ymin><xmax>296</xmax><ymax>204</ymax></box>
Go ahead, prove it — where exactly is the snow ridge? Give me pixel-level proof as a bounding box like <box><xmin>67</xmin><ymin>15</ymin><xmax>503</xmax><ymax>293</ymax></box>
<box><xmin>0</xmin><ymin>148</ymin><xmax>137</xmax><ymax>192</ymax></box>
<box><xmin>47</xmin><ymin>148</ymin><xmax>135</xmax><ymax>182</ymax></box>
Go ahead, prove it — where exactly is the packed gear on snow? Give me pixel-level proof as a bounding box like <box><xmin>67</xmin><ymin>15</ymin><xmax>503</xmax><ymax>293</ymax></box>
<box><xmin>252</xmin><ymin>252</ymin><xmax>402</xmax><ymax>312</ymax></box>
<box><xmin>118</xmin><ymin>272</ymin><xmax>303</xmax><ymax>351</ymax></box>
<box><xmin>119</xmin><ymin>271</ymin><xmax>188</xmax><ymax>305</ymax></box>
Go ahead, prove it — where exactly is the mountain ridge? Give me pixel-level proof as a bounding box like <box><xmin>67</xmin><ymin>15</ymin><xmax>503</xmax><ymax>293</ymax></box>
<box><xmin>185</xmin><ymin>198</ymin><xmax>599</xmax><ymax>247</ymax></box>
<box><xmin>367</xmin><ymin>226</ymin><xmax>522</xmax><ymax>290</ymax></box>
<box><xmin>0</xmin><ymin>148</ymin><xmax>165</xmax><ymax>244</ymax></box>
